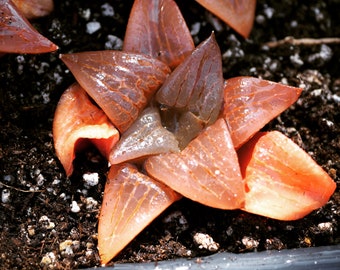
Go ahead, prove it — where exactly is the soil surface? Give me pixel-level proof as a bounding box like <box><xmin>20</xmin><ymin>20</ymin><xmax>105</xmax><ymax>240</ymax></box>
<box><xmin>0</xmin><ymin>0</ymin><xmax>339</xmax><ymax>269</ymax></box>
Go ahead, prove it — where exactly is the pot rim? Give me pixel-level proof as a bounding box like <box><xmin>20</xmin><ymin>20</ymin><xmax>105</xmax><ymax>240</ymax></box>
<box><xmin>91</xmin><ymin>244</ymin><xmax>340</xmax><ymax>269</ymax></box>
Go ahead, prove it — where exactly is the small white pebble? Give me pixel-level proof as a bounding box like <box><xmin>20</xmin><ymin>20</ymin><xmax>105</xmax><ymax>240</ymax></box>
<box><xmin>83</xmin><ymin>172</ymin><xmax>99</xmax><ymax>187</ymax></box>
<box><xmin>59</xmin><ymin>239</ymin><xmax>73</xmax><ymax>251</ymax></box>
<box><xmin>193</xmin><ymin>232</ymin><xmax>219</xmax><ymax>252</ymax></box>
<box><xmin>308</xmin><ymin>44</ymin><xmax>332</xmax><ymax>64</ymax></box>
<box><xmin>59</xmin><ymin>239</ymin><xmax>74</xmax><ymax>256</ymax></box>
<box><xmin>52</xmin><ymin>179</ymin><xmax>60</xmax><ymax>185</ymax></box>
<box><xmin>40</xmin><ymin>252</ymin><xmax>56</xmax><ymax>267</ymax></box>
<box><xmin>242</xmin><ymin>236</ymin><xmax>259</xmax><ymax>249</ymax></box>
<box><xmin>331</xmin><ymin>94</ymin><xmax>340</xmax><ymax>103</ymax></box>
<box><xmin>321</xmin><ymin>118</ymin><xmax>334</xmax><ymax>128</ymax></box>
<box><xmin>255</xmin><ymin>14</ymin><xmax>266</xmax><ymax>24</ymax></box>
<box><xmin>36</xmin><ymin>173</ymin><xmax>45</xmax><ymax>186</ymax></box>
<box><xmin>190</xmin><ymin>22</ymin><xmax>201</xmax><ymax>36</ymax></box>
<box><xmin>249</xmin><ymin>67</ymin><xmax>257</xmax><ymax>73</ymax></box>
<box><xmin>1</xmin><ymin>189</ymin><xmax>10</xmax><ymax>203</ymax></box>
<box><xmin>226</xmin><ymin>226</ymin><xmax>233</xmax><ymax>236</ymax></box>
<box><xmin>39</xmin><ymin>215</ymin><xmax>49</xmax><ymax>222</ymax></box>
<box><xmin>84</xmin><ymin>197</ymin><xmax>98</xmax><ymax>210</ymax></box>
<box><xmin>3</xmin><ymin>174</ymin><xmax>14</xmax><ymax>182</ymax></box>
<box><xmin>86</xmin><ymin>21</ymin><xmax>101</xmax><ymax>34</ymax></box>
<box><xmin>318</xmin><ymin>222</ymin><xmax>333</xmax><ymax>232</ymax></box>
<box><xmin>311</xmin><ymin>89</ymin><xmax>322</xmax><ymax>97</ymax></box>
<box><xmin>79</xmin><ymin>8</ymin><xmax>91</xmax><ymax>20</ymax></box>
<box><xmin>101</xmin><ymin>3</ymin><xmax>114</xmax><ymax>17</ymax></box>
<box><xmin>290</xmin><ymin>53</ymin><xmax>304</xmax><ymax>67</ymax></box>
<box><xmin>39</xmin><ymin>215</ymin><xmax>55</xmax><ymax>230</ymax></box>
<box><xmin>263</xmin><ymin>6</ymin><xmax>275</xmax><ymax>19</ymax></box>
<box><xmin>105</xmin><ymin>35</ymin><xmax>123</xmax><ymax>50</ymax></box>
<box><xmin>290</xmin><ymin>20</ymin><xmax>298</xmax><ymax>28</ymax></box>
<box><xmin>70</xmin><ymin>200</ymin><xmax>81</xmax><ymax>213</ymax></box>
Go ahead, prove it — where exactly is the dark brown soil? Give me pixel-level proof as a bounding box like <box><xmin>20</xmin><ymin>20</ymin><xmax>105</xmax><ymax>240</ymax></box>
<box><xmin>0</xmin><ymin>0</ymin><xmax>339</xmax><ymax>269</ymax></box>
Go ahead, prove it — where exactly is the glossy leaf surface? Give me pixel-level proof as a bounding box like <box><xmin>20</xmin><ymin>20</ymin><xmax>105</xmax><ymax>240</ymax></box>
<box><xmin>196</xmin><ymin>0</ymin><xmax>256</xmax><ymax>38</ymax></box>
<box><xmin>123</xmin><ymin>0</ymin><xmax>194</xmax><ymax>69</ymax></box>
<box><xmin>145</xmin><ymin>118</ymin><xmax>245</xmax><ymax>209</ymax></box>
<box><xmin>156</xmin><ymin>33</ymin><xmax>224</xmax><ymax>148</ymax></box>
<box><xmin>238</xmin><ymin>131</ymin><xmax>336</xmax><ymax>220</ymax></box>
<box><xmin>110</xmin><ymin>107</ymin><xmax>179</xmax><ymax>164</ymax></box>
<box><xmin>60</xmin><ymin>51</ymin><xmax>171</xmax><ymax>133</ymax></box>
<box><xmin>0</xmin><ymin>0</ymin><xmax>58</xmax><ymax>53</ymax></box>
<box><xmin>222</xmin><ymin>77</ymin><xmax>302</xmax><ymax>149</ymax></box>
<box><xmin>98</xmin><ymin>163</ymin><xmax>181</xmax><ymax>265</ymax></box>
<box><xmin>53</xmin><ymin>83</ymin><xmax>119</xmax><ymax>176</ymax></box>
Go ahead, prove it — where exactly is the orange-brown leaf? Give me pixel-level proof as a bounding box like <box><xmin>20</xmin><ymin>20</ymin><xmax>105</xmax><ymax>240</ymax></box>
<box><xmin>222</xmin><ymin>77</ymin><xmax>302</xmax><ymax>149</ymax></box>
<box><xmin>98</xmin><ymin>163</ymin><xmax>181</xmax><ymax>265</ymax></box>
<box><xmin>238</xmin><ymin>131</ymin><xmax>336</xmax><ymax>220</ymax></box>
<box><xmin>123</xmin><ymin>0</ymin><xmax>194</xmax><ymax>69</ymax></box>
<box><xmin>60</xmin><ymin>51</ymin><xmax>171</xmax><ymax>133</ymax></box>
<box><xmin>145</xmin><ymin>118</ymin><xmax>245</xmax><ymax>209</ymax></box>
<box><xmin>196</xmin><ymin>0</ymin><xmax>256</xmax><ymax>38</ymax></box>
<box><xmin>0</xmin><ymin>0</ymin><xmax>58</xmax><ymax>53</ymax></box>
<box><xmin>53</xmin><ymin>83</ymin><xmax>119</xmax><ymax>176</ymax></box>
<box><xmin>156</xmin><ymin>33</ymin><xmax>224</xmax><ymax>148</ymax></box>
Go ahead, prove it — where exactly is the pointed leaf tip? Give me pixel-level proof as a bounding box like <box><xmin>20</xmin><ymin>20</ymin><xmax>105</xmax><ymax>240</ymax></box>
<box><xmin>222</xmin><ymin>76</ymin><xmax>302</xmax><ymax>149</ymax></box>
<box><xmin>0</xmin><ymin>0</ymin><xmax>58</xmax><ymax>53</ymax></box>
<box><xmin>196</xmin><ymin>0</ymin><xmax>256</xmax><ymax>38</ymax></box>
<box><xmin>238</xmin><ymin>131</ymin><xmax>336</xmax><ymax>220</ymax></box>
<box><xmin>156</xmin><ymin>33</ymin><xmax>224</xmax><ymax>148</ymax></box>
<box><xmin>145</xmin><ymin>118</ymin><xmax>245</xmax><ymax>210</ymax></box>
<box><xmin>60</xmin><ymin>50</ymin><xmax>171</xmax><ymax>133</ymax></box>
<box><xmin>98</xmin><ymin>163</ymin><xmax>180</xmax><ymax>264</ymax></box>
<box><xmin>109</xmin><ymin>107</ymin><xmax>179</xmax><ymax>165</ymax></box>
<box><xmin>123</xmin><ymin>0</ymin><xmax>194</xmax><ymax>69</ymax></box>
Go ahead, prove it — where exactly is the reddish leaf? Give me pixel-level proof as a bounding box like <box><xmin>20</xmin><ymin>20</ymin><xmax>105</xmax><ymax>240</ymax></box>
<box><xmin>156</xmin><ymin>33</ymin><xmax>224</xmax><ymax>148</ymax></box>
<box><xmin>222</xmin><ymin>77</ymin><xmax>302</xmax><ymax>149</ymax></box>
<box><xmin>145</xmin><ymin>118</ymin><xmax>245</xmax><ymax>210</ymax></box>
<box><xmin>0</xmin><ymin>0</ymin><xmax>58</xmax><ymax>53</ymax></box>
<box><xmin>98</xmin><ymin>163</ymin><xmax>181</xmax><ymax>265</ymax></box>
<box><xmin>123</xmin><ymin>0</ymin><xmax>194</xmax><ymax>69</ymax></box>
<box><xmin>238</xmin><ymin>131</ymin><xmax>336</xmax><ymax>220</ymax></box>
<box><xmin>196</xmin><ymin>0</ymin><xmax>256</xmax><ymax>38</ymax></box>
<box><xmin>53</xmin><ymin>83</ymin><xmax>119</xmax><ymax>176</ymax></box>
<box><xmin>60</xmin><ymin>51</ymin><xmax>171</xmax><ymax>133</ymax></box>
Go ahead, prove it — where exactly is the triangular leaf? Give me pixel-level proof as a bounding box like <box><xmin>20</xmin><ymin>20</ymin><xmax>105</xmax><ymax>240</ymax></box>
<box><xmin>196</xmin><ymin>0</ymin><xmax>256</xmax><ymax>38</ymax></box>
<box><xmin>123</xmin><ymin>0</ymin><xmax>194</xmax><ymax>69</ymax></box>
<box><xmin>109</xmin><ymin>107</ymin><xmax>179</xmax><ymax>164</ymax></box>
<box><xmin>238</xmin><ymin>131</ymin><xmax>336</xmax><ymax>220</ymax></box>
<box><xmin>98</xmin><ymin>163</ymin><xmax>180</xmax><ymax>265</ymax></box>
<box><xmin>60</xmin><ymin>51</ymin><xmax>171</xmax><ymax>133</ymax></box>
<box><xmin>0</xmin><ymin>0</ymin><xmax>58</xmax><ymax>53</ymax></box>
<box><xmin>222</xmin><ymin>76</ymin><xmax>302</xmax><ymax>149</ymax></box>
<box><xmin>145</xmin><ymin>118</ymin><xmax>244</xmax><ymax>209</ymax></box>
